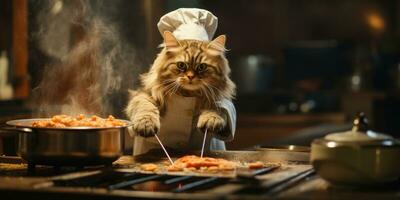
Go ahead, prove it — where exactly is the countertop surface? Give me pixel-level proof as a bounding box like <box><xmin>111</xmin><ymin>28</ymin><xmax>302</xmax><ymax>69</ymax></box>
<box><xmin>0</xmin><ymin>155</ymin><xmax>399</xmax><ymax>199</ymax></box>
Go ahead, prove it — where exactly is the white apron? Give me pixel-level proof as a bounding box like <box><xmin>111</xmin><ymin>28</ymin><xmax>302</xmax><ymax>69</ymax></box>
<box><xmin>131</xmin><ymin>94</ymin><xmax>236</xmax><ymax>156</ymax></box>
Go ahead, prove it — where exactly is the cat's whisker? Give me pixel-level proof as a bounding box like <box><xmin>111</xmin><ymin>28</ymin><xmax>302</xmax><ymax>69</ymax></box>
<box><xmin>202</xmin><ymin>84</ymin><xmax>220</xmax><ymax>108</ymax></box>
<box><xmin>161</xmin><ymin>82</ymin><xmax>174</xmax><ymax>91</ymax></box>
<box><xmin>200</xmin><ymin>86</ymin><xmax>215</xmax><ymax>108</ymax></box>
<box><xmin>164</xmin><ymin>83</ymin><xmax>177</xmax><ymax>97</ymax></box>
<box><xmin>198</xmin><ymin>86</ymin><xmax>208</xmax><ymax>99</ymax></box>
<box><xmin>159</xmin><ymin>80</ymin><xmax>178</xmax><ymax>98</ymax></box>
<box><xmin>205</xmin><ymin>83</ymin><xmax>223</xmax><ymax>95</ymax></box>
<box><xmin>204</xmin><ymin>83</ymin><xmax>224</xmax><ymax>100</ymax></box>
<box><xmin>165</xmin><ymin>84</ymin><xmax>175</xmax><ymax>97</ymax></box>
<box><xmin>163</xmin><ymin>81</ymin><xmax>181</xmax><ymax>98</ymax></box>
<box><xmin>161</xmin><ymin>79</ymin><xmax>176</xmax><ymax>85</ymax></box>
<box><xmin>171</xmin><ymin>82</ymin><xmax>181</xmax><ymax>95</ymax></box>
<box><xmin>150</xmin><ymin>79</ymin><xmax>175</xmax><ymax>89</ymax></box>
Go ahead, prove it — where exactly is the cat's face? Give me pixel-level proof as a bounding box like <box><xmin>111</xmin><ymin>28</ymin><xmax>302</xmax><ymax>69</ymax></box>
<box><xmin>142</xmin><ymin>31</ymin><xmax>235</xmax><ymax>106</ymax></box>
<box><xmin>159</xmin><ymin>31</ymin><xmax>229</xmax><ymax>94</ymax></box>
<box><xmin>167</xmin><ymin>43</ymin><xmax>220</xmax><ymax>91</ymax></box>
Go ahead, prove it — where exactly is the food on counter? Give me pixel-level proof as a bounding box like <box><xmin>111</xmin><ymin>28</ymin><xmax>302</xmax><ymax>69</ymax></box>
<box><xmin>167</xmin><ymin>155</ymin><xmax>237</xmax><ymax>172</ymax></box>
<box><xmin>166</xmin><ymin>164</ymin><xmax>183</xmax><ymax>172</ymax></box>
<box><xmin>137</xmin><ymin>155</ymin><xmax>269</xmax><ymax>174</ymax></box>
<box><xmin>140</xmin><ymin>163</ymin><xmax>159</xmax><ymax>171</ymax></box>
<box><xmin>32</xmin><ymin>114</ymin><xmax>127</xmax><ymax>128</ymax></box>
<box><xmin>247</xmin><ymin>161</ymin><xmax>264</xmax><ymax>169</ymax></box>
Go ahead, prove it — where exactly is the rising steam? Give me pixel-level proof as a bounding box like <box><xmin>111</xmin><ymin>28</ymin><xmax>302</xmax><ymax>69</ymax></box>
<box><xmin>31</xmin><ymin>0</ymin><xmax>137</xmax><ymax>117</ymax></box>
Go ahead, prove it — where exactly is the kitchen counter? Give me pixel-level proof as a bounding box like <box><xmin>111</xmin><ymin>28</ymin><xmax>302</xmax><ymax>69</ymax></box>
<box><xmin>1</xmin><ymin>172</ymin><xmax>399</xmax><ymax>200</ymax></box>
<box><xmin>0</xmin><ymin>155</ymin><xmax>399</xmax><ymax>199</ymax></box>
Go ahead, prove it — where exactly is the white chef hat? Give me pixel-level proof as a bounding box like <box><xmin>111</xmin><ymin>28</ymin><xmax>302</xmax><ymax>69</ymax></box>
<box><xmin>157</xmin><ymin>8</ymin><xmax>218</xmax><ymax>41</ymax></box>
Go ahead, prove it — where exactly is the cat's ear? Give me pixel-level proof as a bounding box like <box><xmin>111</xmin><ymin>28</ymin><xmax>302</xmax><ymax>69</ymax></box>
<box><xmin>163</xmin><ymin>31</ymin><xmax>180</xmax><ymax>51</ymax></box>
<box><xmin>207</xmin><ymin>35</ymin><xmax>226</xmax><ymax>56</ymax></box>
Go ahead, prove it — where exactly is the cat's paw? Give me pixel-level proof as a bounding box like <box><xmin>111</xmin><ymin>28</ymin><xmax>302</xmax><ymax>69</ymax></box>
<box><xmin>197</xmin><ymin>111</ymin><xmax>226</xmax><ymax>133</ymax></box>
<box><xmin>132</xmin><ymin>114</ymin><xmax>160</xmax><ymax>137</ymax></box>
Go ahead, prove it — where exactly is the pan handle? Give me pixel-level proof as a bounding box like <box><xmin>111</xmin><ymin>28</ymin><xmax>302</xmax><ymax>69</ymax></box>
<box><xmin>0</xmin><ymin>125</ymin><xmax>33</xmax><ymax>135</ymax></box>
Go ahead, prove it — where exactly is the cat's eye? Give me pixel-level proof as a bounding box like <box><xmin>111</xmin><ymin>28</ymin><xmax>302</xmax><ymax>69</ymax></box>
<box><xmin>197</xmin><ymin>63</ymin><xmax>207</xmax><ymax>72</ymax></box>
<box><xmin>176</xmin><ymin>62</ymin><xmax>187</xmax><ymax>71</ymax></box>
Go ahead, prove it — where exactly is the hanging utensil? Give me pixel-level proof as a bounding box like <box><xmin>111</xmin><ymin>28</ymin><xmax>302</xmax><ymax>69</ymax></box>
<box><xmin>200</xmin><ymin>128</ymin><xmax>208</xmax><ymax>158</ymax></box>
<box><xmin>154</xmin><ymin>134</ymin><xmax>174</xmax><ymax>165</ymax></box>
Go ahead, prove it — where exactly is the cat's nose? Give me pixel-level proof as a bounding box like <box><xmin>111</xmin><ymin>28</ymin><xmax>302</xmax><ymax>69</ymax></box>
<box><xmin>186</xmin><ymin>71</ymin><xmax>195</xmax><ymax>80</ymax></box>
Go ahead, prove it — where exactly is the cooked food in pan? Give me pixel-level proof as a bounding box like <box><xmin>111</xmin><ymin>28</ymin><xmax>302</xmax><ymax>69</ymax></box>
<box><xmin>32</xmin><ymin>114</ymin><xmax>127</xmax><ymax>128</ymax></box>
<box><xmin>140</xmin><ymin>155</ymin><xmax>266</xmax><ymax>173</ymax></box>
<box><xmin>140</xmin><ymin>163</ymin><xmax>159</xmax><ymax>172</ymax></box>
<box><xmin>247</xmin><ymin>161</ymin><xmax>265</xmax><ymax>169</ymax></box>
<box><xmin>167</xmin><ymin>155</ymin><xmax>236</xmax><ymax>172</ymax></box>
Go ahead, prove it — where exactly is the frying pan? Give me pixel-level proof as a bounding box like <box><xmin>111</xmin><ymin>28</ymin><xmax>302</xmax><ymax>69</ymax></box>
<box><xmin>0</xmin><ymin>118</ymin><xmax>131</xmax><ymax>167</ymax></box>
<box><xmin>115</xmin><ymin>150</ymin><xmax>308</xmax><ymax>178</ymax></box>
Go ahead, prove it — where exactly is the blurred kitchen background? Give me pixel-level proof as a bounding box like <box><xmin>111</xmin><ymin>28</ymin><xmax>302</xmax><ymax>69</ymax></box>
<box><xmin>1</xmin><ymin>0</ymin><xmax>400</xmax><ymax>153</ymax></box>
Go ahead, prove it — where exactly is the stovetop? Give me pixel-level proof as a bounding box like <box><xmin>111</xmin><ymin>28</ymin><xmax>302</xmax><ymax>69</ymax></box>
<box><xmin>1</xmin><ymin>152</ymin><xmax>400</xmax><ymax>200</ymax></box>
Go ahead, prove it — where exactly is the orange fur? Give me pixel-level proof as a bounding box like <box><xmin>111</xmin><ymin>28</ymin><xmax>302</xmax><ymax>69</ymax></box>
<box><xmin>141</xmin><ymin>32</ymin><xmax>235</xmax><ymax>109</ymax></box>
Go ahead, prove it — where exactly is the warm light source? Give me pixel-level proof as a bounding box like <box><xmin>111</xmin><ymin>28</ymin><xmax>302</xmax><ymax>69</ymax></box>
<box><xmin>51</xmin><ymin>0</ymin><xmax>63</xmax><ymax>15</ymax></box>
<box><xmin>326</xmin><ymin>141</ymin><xmax>337</xmax><ymax>148</ymax></box>
<box><xmin>366</xmin><ymin>12</ymin><xmax>385</xmax><ymax>33</ymax></box>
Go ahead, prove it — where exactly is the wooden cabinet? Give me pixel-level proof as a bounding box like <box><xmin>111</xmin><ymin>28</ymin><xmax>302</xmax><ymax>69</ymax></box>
<box><xmin>12</xmin><ymin>0</ymin><xmax>29</xmax><ymax>98</ymax></box>
<box><xmin>0</xmin><ymin>0</ymin><xmax>29</xmax><ymax>100</ymax></box>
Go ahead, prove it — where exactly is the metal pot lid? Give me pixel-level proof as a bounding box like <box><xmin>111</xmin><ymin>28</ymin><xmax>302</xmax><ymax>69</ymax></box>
<box><xmin>324</xmin><ymin>112</ymin><xmax>393</xmax><ymax>143</ymax></box>
<box><xmin>324</xmin><ymin>130</ymin><xmax>392</xmax><ymax>142</ymax></box>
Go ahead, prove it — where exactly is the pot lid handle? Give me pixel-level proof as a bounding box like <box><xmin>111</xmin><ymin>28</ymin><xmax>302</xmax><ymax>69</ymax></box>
<box><xmin>352</xmin><ymin>112</ymin><xmax>368</xmax><ymax>133</ymax></box>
